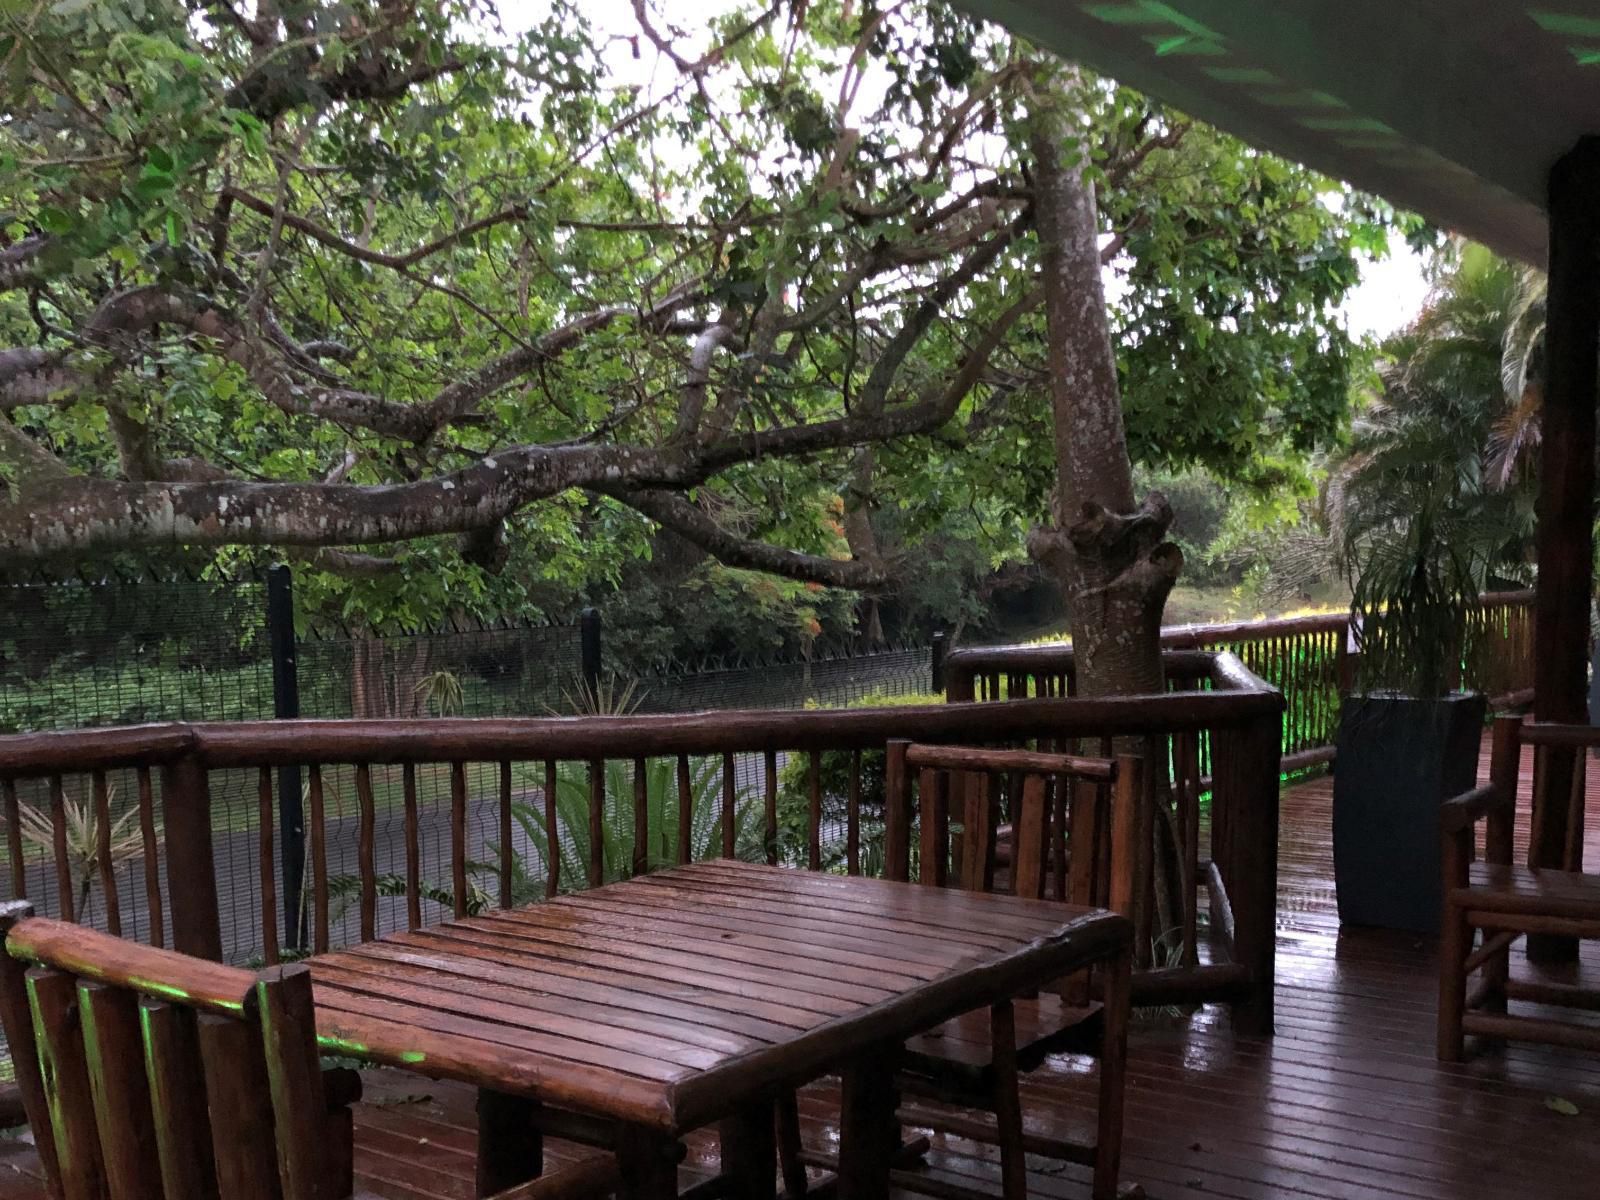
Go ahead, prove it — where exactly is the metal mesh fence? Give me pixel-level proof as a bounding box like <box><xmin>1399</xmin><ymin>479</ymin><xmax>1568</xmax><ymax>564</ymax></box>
<box><xmin>297</xmin><ymin>624</ymin><xmax>583</xmax><ymax>720</ymax></box>
<box><xmin>0</xmin><ymin>573</ymin><xmax>936</xmax><ymax>971</ymax></box>
<box><xmin>0</xmin><ymin>574</ymin><xmax>275</xmax><ymax>731</ymax></box>
<box><xmin>635</xmin><ymin>643</ymin><xmax>932</xmax><ymax>712</ymax></box>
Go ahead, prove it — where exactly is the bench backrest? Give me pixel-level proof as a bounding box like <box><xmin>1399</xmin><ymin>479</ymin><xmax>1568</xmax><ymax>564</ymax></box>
<box><xmin>890</xmin><ymin>742</ymin><xmax>1140</xmax><ymax>914</ymax></box>
<box><xmin>0</xmin><ymin>901</ymin><xmax>334</xmax><ymax>1200</ymax></box>
<box><xmin>1478</xmin><ymin>717</ymin><xmax>1590</xmax><ymax>872</ymax></box>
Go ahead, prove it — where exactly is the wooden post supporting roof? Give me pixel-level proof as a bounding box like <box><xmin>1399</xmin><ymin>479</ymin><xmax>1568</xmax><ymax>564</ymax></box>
<box><xmin>1530</xmin><ymin>136</ymin><xmax>1600</xmax><ymax>959</ymax></box>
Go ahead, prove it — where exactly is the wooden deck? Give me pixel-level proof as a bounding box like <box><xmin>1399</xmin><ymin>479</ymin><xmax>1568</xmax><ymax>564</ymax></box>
<box><xmin>2</xmin><ymin>749</ymin><xmax>1598</xmax><ymax>1199</ymax></box>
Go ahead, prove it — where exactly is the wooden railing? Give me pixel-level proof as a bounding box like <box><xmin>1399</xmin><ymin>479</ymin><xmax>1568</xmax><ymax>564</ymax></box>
<box><xmin>0</xmin><ymin>650</ymin><xmax>1284</xmax><ymax>1040</ymax></box>
<box><xmin>947</xmin><ymin>590</ymin><xmax>1536</xmax><ymax>771</ymax></box>
<box><xmin>1462</xmin><ymin>590</ymin><xmax>1537</xmax><ymax>712</ymax></box>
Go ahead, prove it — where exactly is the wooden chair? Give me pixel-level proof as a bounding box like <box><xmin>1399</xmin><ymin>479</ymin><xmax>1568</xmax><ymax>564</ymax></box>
<box><xmin>1438</xmin><ymin>715</ymin><xmax>1600</xmax><ymax>1061</ymax></box>
<box><xmin>0</xmin><ymin>902</ymin><xmax>620</xmax><ymax>1200</ymax></box>
<box><xmin>777</xmin><ymin>742</ymin><xmax>1139</xmax><ymax>1200</ymax></box>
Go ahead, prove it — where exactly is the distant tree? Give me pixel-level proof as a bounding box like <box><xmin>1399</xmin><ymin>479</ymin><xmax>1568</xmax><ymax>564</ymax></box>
<box><xmin>0</xmin><ymin>0</ymin><xmax>1391</xmax><ymax>665</ymax></box>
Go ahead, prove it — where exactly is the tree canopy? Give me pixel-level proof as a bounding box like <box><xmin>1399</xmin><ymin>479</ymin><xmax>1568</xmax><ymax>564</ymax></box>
<box><xmin>0</xmin><ymin>0</ymin><xmax>1399</xmax><ymax>629</ymax></box>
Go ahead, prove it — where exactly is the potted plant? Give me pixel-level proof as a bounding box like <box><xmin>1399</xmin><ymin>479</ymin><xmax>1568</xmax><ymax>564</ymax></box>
<box><xmin>1326</xmin><ymin>261</ymin><xmax>1539</xmax><ymax>934</ymax></box>
<box><xmin>1333</xmin><ymin>501</ymin><xmax>1487</xmax><ymax>934</ymax></box>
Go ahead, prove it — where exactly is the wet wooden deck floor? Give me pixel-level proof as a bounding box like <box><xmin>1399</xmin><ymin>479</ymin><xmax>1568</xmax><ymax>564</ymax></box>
<box><xmin>2</xmin><ymin>747</ymin><xmax>1598</xmax><ymax>1198</ymax></box>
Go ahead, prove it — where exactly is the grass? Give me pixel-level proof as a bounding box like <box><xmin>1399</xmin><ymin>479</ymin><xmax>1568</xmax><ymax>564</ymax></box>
<box><xmin>1023</xmin><ymin>582</ymin><xmax>1352</xmax><ymax>644</ymax></box>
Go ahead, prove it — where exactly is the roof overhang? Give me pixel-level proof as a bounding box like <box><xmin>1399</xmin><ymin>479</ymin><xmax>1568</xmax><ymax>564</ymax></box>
<box><xmin>954</xmin><ymin>1</ymin><xmax>1600</xmax><ymax>265</ymax></box>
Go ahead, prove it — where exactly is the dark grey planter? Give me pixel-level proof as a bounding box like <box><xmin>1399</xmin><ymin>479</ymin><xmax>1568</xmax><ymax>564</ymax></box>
<box><xmin>1332</xmin><ymin>692</ymin><xmax>1487</xmax><ymax>934</ymax></box>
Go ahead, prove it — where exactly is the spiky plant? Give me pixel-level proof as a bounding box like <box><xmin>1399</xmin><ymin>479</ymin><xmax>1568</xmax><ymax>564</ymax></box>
<box><xmin>506</xmin><ymin>756</ymin><xmax>763</xmax><ymax>892</ymax></box>
<box><xmin>414</xmin><ymin>669</ymin><xmax>465</xmax><ymax>716</ymax></box>
<box><xmin>14</xmin><ymin>787</ymin><xmax>148</xmax><ymax>920</ymax></box>
<box><xmin>556</xmin><ymin>672</ymin><xmax>645</xmax><ymax>717</ymax></box>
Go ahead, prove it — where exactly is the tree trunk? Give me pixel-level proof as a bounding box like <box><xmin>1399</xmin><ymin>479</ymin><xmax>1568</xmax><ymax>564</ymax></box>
<box><xmin>1024</xmin><ymin>80</ymin><xmax>1181</xmax><ymax>696</ymax></box>
<box><xmin>351</xmin><ymin>637</ymin><xmax>385</xmax><ymax>719</ymax></box>
<box><xmin>1024</xmin><ymin>75</ymin><xmax>1185</xmax><ymax>959</ymax></box>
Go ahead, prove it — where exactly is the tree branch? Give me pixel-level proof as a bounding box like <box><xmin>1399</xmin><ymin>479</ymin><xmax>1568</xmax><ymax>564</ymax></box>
<box><xmin>224</xmin><ymin>186</ymin><xmax>536</xmax><ymax>272</ymax></box>
<box><xmin>0</xmin><ymin>236</ymin><xmax>53</xmax><ymax>294</ymax></box>
<box><xmin>609</xmin><ymin>488</ymin><xmax>890</xmax><ymax>588</ymax></box>
<box><xmin>856</xmin><ymin>214</ymin><xmax>1028</xmax><ymax>416</ymax></box>
<box><xmin>0</xmin><ymin>284</ymin><xmax>704</xmax><ymax>442</ymax></box>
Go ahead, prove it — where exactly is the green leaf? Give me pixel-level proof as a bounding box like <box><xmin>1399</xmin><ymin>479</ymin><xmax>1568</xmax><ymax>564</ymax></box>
<box><xmin>1544</xmin><ymin>1097</ymin><xmax>1580</xmax><ymax>1117</ymax></box>
<box><xmin>37</xmin><ymin>205</ymin><xmax>75</xmax><ymax>235</ymax></box>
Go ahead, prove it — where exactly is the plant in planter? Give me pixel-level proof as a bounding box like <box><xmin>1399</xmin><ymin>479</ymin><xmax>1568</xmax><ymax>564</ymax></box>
<box><xmin>1334</xmin><ymin>496</ymin><xmax>1491</xmax><ymax>933</ymax></box>
<box><xmin>1328</xmin><ymin>275</ymin><xmax>1532</xmax><ymax>933</ymax></box>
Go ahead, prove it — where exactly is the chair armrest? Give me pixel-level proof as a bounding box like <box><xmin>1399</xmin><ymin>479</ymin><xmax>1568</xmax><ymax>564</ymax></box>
<box><xmin>1440</xmin><ymin>784</ymin><xmax>1511</xmax><ymax>834</ymax></box>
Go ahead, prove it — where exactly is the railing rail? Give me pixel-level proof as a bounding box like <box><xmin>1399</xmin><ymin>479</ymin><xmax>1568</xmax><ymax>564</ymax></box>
<box><xmin>948</xmin><ymin>590</ymin><xmax>1535</xmax><ymax>770</ymax></box>
<box><xmin>0</xmin><ymin>650</ymin><xmax>1284</xmax><ymax>1036</ymax></box>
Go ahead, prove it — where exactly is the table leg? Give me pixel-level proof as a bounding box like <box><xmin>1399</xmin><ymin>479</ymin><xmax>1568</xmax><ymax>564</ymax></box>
<box><xmin>837</xmin><ymin>1046</ymin><xmax>902</xmax><ymax>1200</ymax></box>
<box><xmin>476</xmin><ymin>1087</ymin><xmax>542</xmax><ymax>1197</ymax></box>
<box><xmin>719</xmin><ymin>1099</ymin><xmax>778</xmax><ymax>1200</ymax></box>
<box><xmin>776</xmin><ymin>1090</ymin><xmax>810</xmax><ymax>1198</ymax></box>
<box><xmin>617</xmin><ymin>1126</ymin><xmax>681</xmax><ymax>1200</ymax></box>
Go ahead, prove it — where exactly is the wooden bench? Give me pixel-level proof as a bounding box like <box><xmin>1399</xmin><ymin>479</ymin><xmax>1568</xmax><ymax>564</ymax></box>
<box><xmin>1438</xmin><ymin>716</ymin><xmax>1600</xmax><ymax>1060</ymax></box>
<box><xmin>0</xmin><ymin>902</ymin><xmax>620</xmax><ymax>1200</ymax></box>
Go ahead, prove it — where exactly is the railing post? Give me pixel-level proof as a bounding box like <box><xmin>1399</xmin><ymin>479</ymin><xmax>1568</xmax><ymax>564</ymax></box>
<box><xmin>162</xmin><ymin>752</ymin><xmax>222</xmax><ymax>960</ymax></box>
<box><xmin>580</xmin><ymin>607</ymin><xmax>603</xmax><ymax>697</ymax></box>
<box><xmin>1335</xmin><ymin>619</ymin><xmax>1357</xmax><ymax>696</ymax></box>
<box><xmin>266</xmin><ymin>564</ymin><xmax>306</xmax><ymax>951</ymax></box>
<box><xmin>930</xmin><ymin>631</ymin><xmax>948</xmax><ymax>696</ymax></box>
<box><xmin>1213</xmin><ymin>711</ymin><xmax>1281</xmax><ymax>1036</ymax></box>
<box><xmin>884</xmin><ymin>740</ymin><xmax>911</xmax><ymax>882</ymax></box>
<box><xmin>945</xmin><ymin>657</ymin><xmax>975</xmax><ymax>703</ymax></box>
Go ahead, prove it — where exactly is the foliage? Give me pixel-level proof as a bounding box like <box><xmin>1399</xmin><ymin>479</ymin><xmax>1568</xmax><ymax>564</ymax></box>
<box><xmin>1345</xmin><ymin>494</ymin><xmax>1487</xmax><ymax>698</ymax></box>
<box><xmin>775</xmin><ymin>689</ymin><xmax>944</xmax><ymax>870</ymax></box>
<box><xmin>1331</xmin><ymin>246</ymin><xmax>1538</xmax><ymax>696</ymax></box>
<box><xmin>13</xmin><ymin>788</ymin><xmax>149</xmax><ymax>919</ymax></box>
<box><xmin>413</xmin><ymin>669</ymin><xmax>464</xmax><ymax>716</ymax></box>
<box><xmin>327</xmin><ymin>871</ymin><xmax>490</xmax><ymax>921</ymax></box>
<box><xmin>1133</xmin><ymin>468</ymin><xmax>1240</xmax><ymax>588</ymax></box>
<box><xmin>0</xmin><ymin>0</ymin><xmax>1393</xmax><ymax>644</ymax></box>
<box><xmin>555</xmin><ymin>671</ymin><xmax>644</xmax><ymax>718</ymax></box>
<box><xmin>596</xmin><ymin>559</ymin><xmax>860</xmax><ymax>669</ymax></box>
<box><xmin>505</xmin><ymin>757</ymin><xmax>763</xmax><ymax>893</ymax></box>
<box><xmin>0</xmin><ymin>659</ymin><xmax>275</xmax><ymax>732</ymax></box>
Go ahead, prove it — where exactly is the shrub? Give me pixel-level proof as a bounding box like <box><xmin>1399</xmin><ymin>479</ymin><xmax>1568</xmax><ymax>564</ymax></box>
<box><xmin>775</xmin><ymin>689</ymin><xmax>944</xmax><ymax>871</ymax></box>
<box><xmin>506</xmin><ymin>756</ymin><xmax>763</xmax><ymax>894</ymax></box>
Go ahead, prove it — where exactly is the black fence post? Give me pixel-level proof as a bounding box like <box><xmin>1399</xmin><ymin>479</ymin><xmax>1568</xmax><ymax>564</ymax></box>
<box><xmin>580</xmin><ymin>607</ymin><xmax>603</xmax><ymax>697</ymax></box>
<box><xmin>265</xmin><ymin>564</ymin><xmax>306</xmax><ymax>951</ymax></box>
<box><xmin>931</xmin><ymin>631</ymin><xmax>948</xmax><ymax>696</ymax></box>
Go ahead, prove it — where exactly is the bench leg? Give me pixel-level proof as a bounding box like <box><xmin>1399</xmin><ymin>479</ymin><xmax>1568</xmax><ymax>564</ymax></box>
<box><xmin>1484</xmin><ymin>930</ymin><xmax>1512</xmax><ymax>1017</ymax></box>
<box><xmin>324</xmin><ymin>1105</ymin><xmax>355</xmax><ymax>1199</ymax></box>
<box><xmin>1437</xmin><ymin>900</ymin><xmax>1470</xmax><ymax>1063</ymax></box>
<box><xmin>1093</xmin><ymin>947</ymin><xmax>1131</xmax><ymax>1200</ymax></box>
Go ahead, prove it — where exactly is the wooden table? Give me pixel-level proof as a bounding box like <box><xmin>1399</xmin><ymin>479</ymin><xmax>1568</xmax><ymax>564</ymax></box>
<box><xmin>305</xmin><ymin>860</ymin><xmax>1131</xmax><ymax>1199</ymax></box>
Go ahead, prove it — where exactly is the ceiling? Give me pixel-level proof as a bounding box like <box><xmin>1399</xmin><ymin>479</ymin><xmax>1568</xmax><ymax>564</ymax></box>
<box><xmin>954</xmin><ymin>0</ymin><xmax>1600</xmax><ymax>264</ymax></box>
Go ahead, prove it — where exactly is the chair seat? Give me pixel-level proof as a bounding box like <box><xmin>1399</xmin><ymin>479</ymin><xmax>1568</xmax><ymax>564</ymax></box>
<box><xmin>902</xmin><ymin>994</ymin><xmax>1103</xmax><ymax>1090</ymax></box>
<box><xmin>1457</xmin><ymin>862</ymin><xmax>1600</xmax><ymax>920</ymax></box>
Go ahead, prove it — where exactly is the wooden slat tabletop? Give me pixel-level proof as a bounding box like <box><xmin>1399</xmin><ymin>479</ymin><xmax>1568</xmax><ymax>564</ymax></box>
<box><xmin>307</xmin><ymin>861</ymin><xmax>1130</xmax><ymax>1132</ymax></box>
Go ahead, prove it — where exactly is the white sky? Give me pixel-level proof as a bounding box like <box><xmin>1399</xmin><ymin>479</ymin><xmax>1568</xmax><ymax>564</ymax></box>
<box><xmin>514</xmin><ymin>0</ymin><xmax>1433</xmax><ymax>339</ymax></box>
<box><xmin>1340</xmin><ymin>237</ymin><xmax>1432</xmax><ymax>338</ymax></box>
